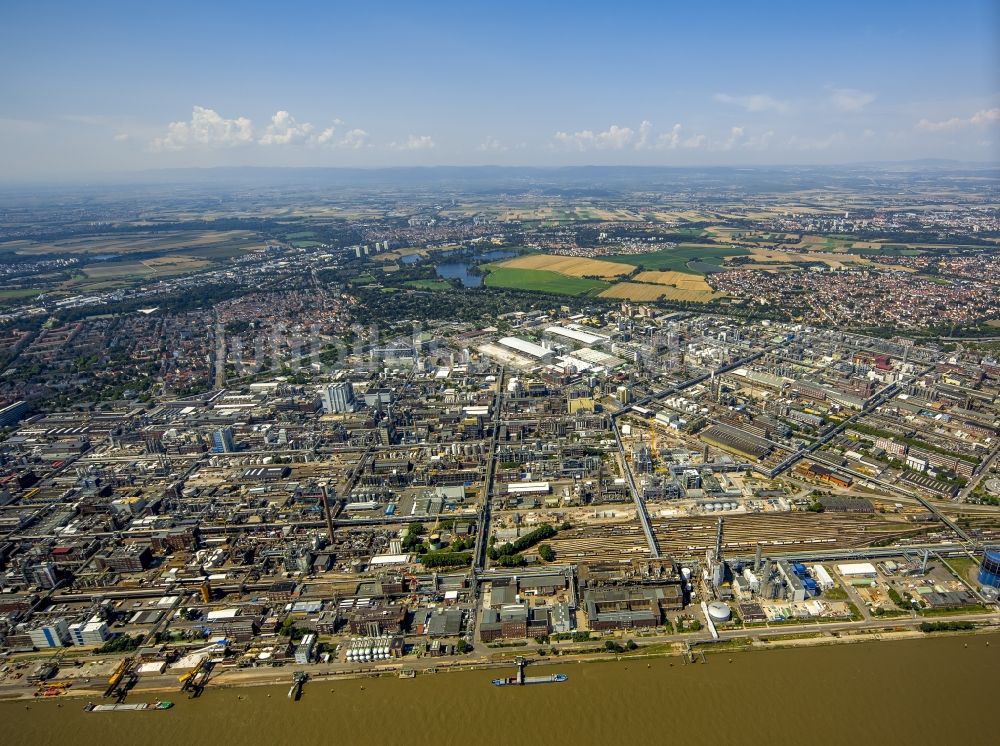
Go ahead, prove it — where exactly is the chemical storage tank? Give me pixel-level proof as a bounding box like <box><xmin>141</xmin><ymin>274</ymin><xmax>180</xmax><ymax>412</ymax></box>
<box><xmin>707</xmin><ymin>601</ymin><xmax>731</xmax><ymax>623</ymax></box>
<box><xmin>978</xmin><ymin>548</ymin><xmax>1000</xmax><ymax>588</ymax></box>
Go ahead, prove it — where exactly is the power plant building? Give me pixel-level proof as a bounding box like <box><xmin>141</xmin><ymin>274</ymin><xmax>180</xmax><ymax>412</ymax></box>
<box><xmin>978</xmin><ymin>549</ymin><xmax>1000</xmax><ymax>588</ymax></box>
<box><xmin>321</xmin><ymin>381</ymin><xmax>356</xmax><ymax>413</ymax></box>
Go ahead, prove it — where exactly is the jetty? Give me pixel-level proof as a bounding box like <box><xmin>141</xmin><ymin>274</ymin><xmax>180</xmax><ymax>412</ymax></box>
<box><xmin>492</xmin><ymin>657</ymin><xmax>567</xmax><ymax>687</ymax></box>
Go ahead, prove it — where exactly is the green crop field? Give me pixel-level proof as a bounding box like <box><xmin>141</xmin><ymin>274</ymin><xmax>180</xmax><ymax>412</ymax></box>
<box><xmin>484</xmin><ymin>267</ymin><xmax>610</xmax><ymax>296</ymax></box>
<box><xmin>403</xmin><ymin>279</ymin><xmax>454</xmax><ymax>291</ymax></box>
<box><xmin>601</xmin><ymin>244</ymin><xmax>748</xmax><ymax>274</ymax></box>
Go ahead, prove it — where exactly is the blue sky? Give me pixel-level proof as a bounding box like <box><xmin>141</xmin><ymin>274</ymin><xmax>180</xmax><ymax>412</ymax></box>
<box><xmin>1</xmin><ymin>0</ymin><xmax>997</xmax><ymax>179</ymax></box>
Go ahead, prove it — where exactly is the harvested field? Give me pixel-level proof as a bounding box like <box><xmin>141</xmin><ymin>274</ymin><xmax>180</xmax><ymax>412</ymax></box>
<box><xmin>3</xmin><ymin>230</ymin><xmax>262</xmax><ymax>257</ymax></box>
<box><xmin>497</xmin><ymin>253</ymin><xmax>634</xmax><ymax>279</ymax></box>
<box><xmin>632</xmin><ymin>271</ymin><xmax>716</xmax><ymax>291</ymax></box>
<box><xmin>81</xmin><ymin>255</ymin><xmax>210</xmax><ymax>280</ymax></box>
<box><xmin>599</xmin><ymin>282</ymin><xmax>723</xmax><ymax>302</ymax></box>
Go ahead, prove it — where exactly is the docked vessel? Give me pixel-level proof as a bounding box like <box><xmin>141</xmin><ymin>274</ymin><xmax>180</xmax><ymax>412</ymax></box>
<box><xmin>492</xmin><ymin>673</ymin><xmax>567</xmax><ymax>686</ymax></box>
<box><xmin>491</xmin><ymin>657</ymin><xmax>567</xmax><ymax>687</ymax></box>
<box><xmin>84</xmin><ymin>701</ymin><xmax>173</xmax><ymax>712</ymax></box>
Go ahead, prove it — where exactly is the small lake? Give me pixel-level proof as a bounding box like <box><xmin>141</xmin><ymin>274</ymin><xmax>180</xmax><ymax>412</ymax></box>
<box><xmin>433</xmin><ymin>250</ymin><xmax>517</xmax><ymax>287</ymax></box>
<box><xmin>436</xmin><ymin>262</ymin><xmax>484</xmax><ymax>287</ymax></box>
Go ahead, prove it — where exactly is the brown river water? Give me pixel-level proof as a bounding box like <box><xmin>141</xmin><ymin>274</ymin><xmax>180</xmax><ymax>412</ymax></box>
<box><xmin>4</xmin><ymin>634</ymin><xmax>997</xmax><ymax>746</ymax></box>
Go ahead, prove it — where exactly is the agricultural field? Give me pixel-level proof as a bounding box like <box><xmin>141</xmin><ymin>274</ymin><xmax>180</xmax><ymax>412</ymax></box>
<box><xmin>598</xmin><ymin>281</ymin><xmax>723</xmax><ymax>302</ymax></box>
<box><xmin>495</xmin><ymin>253</ymin><xmax>634</xmax><ymax>279</ymax></box>
<box><xmin>738</xmin><ymin>248</ymin><xmax>917</xmax><ymax>272</ymax></box>
<box><xmin>403</xmin><ymin>279</ymin><xmax>454</xmax><ymax>291</ymax></box>
<box><xmin>601</xmin><ymin>244</ymin><xmax>749</xmax><ymax>273</ymax></box>
<box><xmin>0</xmin><ymin>287</ymin><xmax>42</xmax><ymax>301</ymax></box>
<box><xmin>484</xmin><ymin>267</ymin><xmax>610</xmax><ymax>296</ymax></box>
<box><xmin>496</xmin><ymin>206</ymin><xmax>640</xmax><ymax>223</ymax></box>
<box><xmin>632</xmin><ymin>270</ymin><xmax>716</xmax><ymax>292</ymax></box>
<box><xmin>80</xmin><ymin>255</ymin><xmax>211</xmax><ymax>281</ymax></box>
<box><xmin>0</xmin><ymin>230</ymin><xmax>263</xmax><ymax>258</ymax></box>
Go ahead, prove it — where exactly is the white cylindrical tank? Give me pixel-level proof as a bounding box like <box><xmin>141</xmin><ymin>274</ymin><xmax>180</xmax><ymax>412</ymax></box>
<box><xmin>707</xmin><ymin>601</ymin><xmax>731</xmax><ymax>623</ymax></box>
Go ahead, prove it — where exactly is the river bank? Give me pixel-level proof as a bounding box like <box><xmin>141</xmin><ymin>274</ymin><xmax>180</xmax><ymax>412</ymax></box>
<box><xmin>3</xmin><ymin>620</ymin><xmax>997</xmax><ymax>703</ymax></box>
<box><xmin>5</xmin><ymin>631</ymin><xmax>999</xmax><ymax>746</ymax></box>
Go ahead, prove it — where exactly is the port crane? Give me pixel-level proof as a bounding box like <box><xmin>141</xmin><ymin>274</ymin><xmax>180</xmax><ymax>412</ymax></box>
<box><xmin>178</xmin><ymin>656</ymin><xmax>213</xmax><ymax>696</ymax></box>
<box><xmin>104</xmin><ymin>656</ymin><xmax>136</xmax><ymax>699</ymax></box>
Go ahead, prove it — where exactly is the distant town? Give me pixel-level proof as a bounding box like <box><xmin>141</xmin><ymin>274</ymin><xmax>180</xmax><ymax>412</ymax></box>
<box><xmin>0</xmin><ymin>165</ymin><xmax>998</xmax><ymax>701</ymax></box>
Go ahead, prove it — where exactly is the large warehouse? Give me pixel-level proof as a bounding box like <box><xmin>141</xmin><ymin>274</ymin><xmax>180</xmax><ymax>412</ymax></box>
<box><xmin>498</xmin><ymin>336</ymin><xmax>554</xmax><ymax>360</ymax></box>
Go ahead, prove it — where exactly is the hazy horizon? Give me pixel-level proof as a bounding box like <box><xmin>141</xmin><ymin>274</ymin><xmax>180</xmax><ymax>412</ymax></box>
<box><xmin>2</xmin><ymin>0</ymin><xmax>998</xmax><ymax>182</ymax></box>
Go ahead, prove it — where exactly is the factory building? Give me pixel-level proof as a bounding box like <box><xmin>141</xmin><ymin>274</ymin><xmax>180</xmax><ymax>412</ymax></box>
<box><xmin>69</xmin><ymin>619</ymin><xmax>110</xmax><ymax>646</ymax></box>
<box><xmin>348</xmin><ymin>604</ymin><xmax>407</xmax><ymax>636</ymax></box>
<box><xmin>212</xmin><ymin>427</ymin><xmax>236</xmax><ymax>453</ymax></box>
<box><xmin>0</xmin><ymin>400</ymin><xmax>31</xmax><ymax>428</ymax></box>
<box><xmin>321</xmin><ymin>381</ymin><xmax>356</xmax><ymax>413</ymax></box>
<box><xmin>700</xmin><ymin>424</ymin><xmax>772</xmax><ymax>460</ymax></box>
<box><xmin>479</xmin><ymin>603</ymin><xmax>550</xmax><ymax>642</ymax></box>
<box><xmin>837</xmin><ymin>562</ymin><xmax>878</xmax><ymax>579</ymax></box>
<box><xmin>497</xmin><ymin>336</ymin><xmax>554</xmax><ymax>361</ymax></box>
<box><xmin>294</xmin><ymin>633</ymin><xmax>317</xmax><ymax>664</ymax></box>
<box><xmin>28</xmin><ymin>619</ymin><xmax>70</xmax><ymax>648</ymax></box>
<box><xmin>583</xmin><ymin>585</ymin><xmax>682</xmax><ymax>631</ymax></box>
<box><xmin>776</xmin><ymin>561</ymin><xmax>808</xmax><ymax>602</ymax></box>
<box><xmin>811</xmin><ymin>565</ymin><xmax>835</xmax><ymax>591</ymax></box>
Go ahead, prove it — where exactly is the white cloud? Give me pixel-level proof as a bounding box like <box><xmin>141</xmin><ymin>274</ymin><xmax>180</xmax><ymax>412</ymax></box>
<box><xmin>916</xmin><ymin>108</ymin><xmax>999</xmax><ymax>132</ymax></box>
<box><xmin>635</xmin><ymin>120</ymin><xmax>653</xmax><ymax>150</ymax></box>
<box><xmin>259</xmin><ymin>110</ymin><xmax>314</xmax><ymax>145</ymax></box>
<box><xmin>476</xmin><ymin>135</ymin><xmax>508</xmax><ymax>152</ymax></box>
<box><xmin>654</xmin><ymin>123</ymin><xmax>705</xmax><ymax>150</ymax></box>
<box><xmin>559</xmin><ymin>121</ymin><xmax>709</xmax><ymax>152</ymax></box>
<box><xmin>656</xmin><ymin>123</ymin><xmax>683</xmax><ymax>149</ymax></box>
<box><xmin>152</xmin><ymin>106</ymin><xmax>254</xmax><ymax>150</ymax></box>
<box><xmin>723</xmin><ymin>126</ymin><xmax>745</xmax><ymax>150</ymax></box>
<box><xmin>553</xmin><ymin>124</ymin><xmax>635</xmax><ymax>150</ymax></box>
<box><xmin>684</xmin><ymin>133</ymin><xmax>707</xmax><ymax>149</ymax></box>
<box><xmin>315</xmin><ymin>126</ymin><xmax>337</xmax><ymax>145</ymax></box>
<box><xmin>971</xmin><ymin>108</ymin><xmax>1000</xmax><ymax>126</ymax></box>
<box><xmin>113</xmin><ymin>132</ymin><xmax>130</xmax><ymax>142</ymax></box>
<box><xmin>337</xmin><ymin>129</ymin><xmax>369</xmax><ymax>149</ymax></box>
<box><xmin>714</xmin><ymin>93</ymin><xmax>791</xmax><ymax>113</ymax></box>
<box><xmin>828</xmin><ymin>88</ymin><xmax>876</xmax><ymax>112</ymax></box>
<box><xmin>390</xmin><ymin>134</ymin><xmax>435</xmax><ymax>151</ymax></box>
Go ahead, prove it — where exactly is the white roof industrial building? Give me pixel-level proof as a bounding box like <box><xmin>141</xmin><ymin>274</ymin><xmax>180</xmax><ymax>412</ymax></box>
<box><xmin>836</xmin><ymin>562</ymin><xmax>877</xmax><ymax>577</ymax></box>
<box><xmin>545</xmin><ymin>326</ymin><xmax>604</xmax><ymax>346</ymax></box>
<box><xmin>498</xmin><ymin>336</ymin><xmax>553</xmax><ymax>359</ymax></box>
